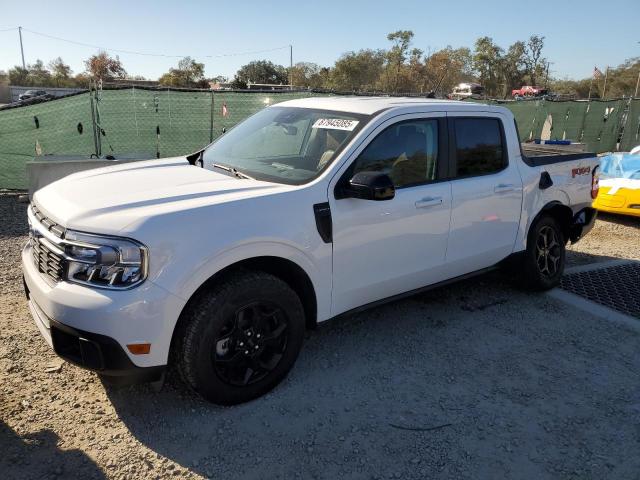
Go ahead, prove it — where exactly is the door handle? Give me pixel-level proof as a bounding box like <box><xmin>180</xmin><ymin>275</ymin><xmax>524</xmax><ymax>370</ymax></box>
<box><xmin>415</xmin><ymin>196</ymin><xmax>443</xmax><ymax>208</ymax></box>
<box><xmin>494</xmin><ymin>183</ymin><xmax>515</xmax><ymax>194</ymax></box>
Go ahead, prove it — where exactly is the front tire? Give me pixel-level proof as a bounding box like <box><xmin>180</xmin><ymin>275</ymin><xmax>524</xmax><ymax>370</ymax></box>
<box><xmin>523</xmin><ymin>215</ymin><xmax>566</xmax><ymax>290</ymax></box>
<box><xmin>176</xmin><ymin>271</ymin><xmax>305</xmax><ymax>405</ymax></box>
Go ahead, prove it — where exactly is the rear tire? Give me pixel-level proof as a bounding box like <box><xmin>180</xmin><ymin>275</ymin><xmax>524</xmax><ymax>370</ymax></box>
<box><xmin>523</xmin><ymin>215</ymin><xmax>566</xmax><ymax>290</ymax></box>
<box><xmin>176</xmin><ymin>270</ymin><xmax>305</xmax><ymax>405</ymax></box>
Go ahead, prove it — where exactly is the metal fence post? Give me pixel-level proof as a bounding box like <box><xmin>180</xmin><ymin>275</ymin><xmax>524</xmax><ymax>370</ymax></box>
<box><xmin>579</xmin><ymin>99</ymin><xmax>591</xmax><ymax>144</ymax></box>
<box><xmin>209</xmin><ymin>90</ymin><xmax>214</xmax><ymax>143</ymax></box>
<box><xmin>88</xmin><ymin>82</ymin><xmax>100</xmax><ymax>157</ymax></box>
<box><xmin>614</xmin><ymin>97</ymin><xmax>632</xmax><ymax>152</ymax></box>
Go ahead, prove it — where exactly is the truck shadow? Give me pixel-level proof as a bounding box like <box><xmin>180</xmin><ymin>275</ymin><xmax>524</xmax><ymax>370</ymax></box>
<box><xmin>0</xmin><ymin>420</ymin><xmax>106</xmax><ymax>479</ymax></box>
<box><xmin>596</xmin><ymin>211</ymin><xmax>640</xmax><ymax>228</ymax></box>
<box><xmin>103</xmin><ymin>255</ymin><xmax>636</xmax><ymax>479</ymax></box>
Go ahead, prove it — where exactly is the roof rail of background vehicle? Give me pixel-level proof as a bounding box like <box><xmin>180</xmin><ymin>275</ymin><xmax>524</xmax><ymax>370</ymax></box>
<box><xmin>277</xmin><ymin>96</ymin><xmax>508</xmax><ymax>116</ymax></box>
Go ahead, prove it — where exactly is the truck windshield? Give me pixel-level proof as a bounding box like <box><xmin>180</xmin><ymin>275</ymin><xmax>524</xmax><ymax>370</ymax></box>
<box><xmin>202</xmin><ymin>106</ymin><xmax>368</xmax><ymax>185</ymax></box>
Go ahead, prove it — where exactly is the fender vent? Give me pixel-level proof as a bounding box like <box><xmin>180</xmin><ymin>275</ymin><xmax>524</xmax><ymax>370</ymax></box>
<box><xmin>560</xmin><ymin>263</ymin><xmax>640</xmax><ymax>319</ymax></box>
<box><xmin>313</xmin><ymin>203</ymin><xmax>332</xmax><ymax>243</ymax></box>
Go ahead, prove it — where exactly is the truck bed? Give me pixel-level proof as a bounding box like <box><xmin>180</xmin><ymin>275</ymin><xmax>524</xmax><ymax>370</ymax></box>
<box><xmin>521</xmin><ymin>142</ymin><xmax>596</xmax><ymax>168</ymax></box>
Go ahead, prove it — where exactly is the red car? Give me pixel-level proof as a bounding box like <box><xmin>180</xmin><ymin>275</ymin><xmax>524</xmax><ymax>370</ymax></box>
<box><xmin>512</xmin><ymin>86</ymin><xmax>549</xmax><ymax>98</ymax></box>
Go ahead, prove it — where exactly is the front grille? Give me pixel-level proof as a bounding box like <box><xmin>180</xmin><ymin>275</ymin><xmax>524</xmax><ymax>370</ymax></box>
<box><xmin>31</xmin><ymin>236</ymin><xmax>65</xmax><ymax>282</ymax></box>
<box><xmin>31</xmin><ymin>204</ymin><xmax>65</xmax><ymax>237</ymax></box>
<box><xmin>29</xmin><ymin>204</ymin><xmax>66</xmax><ymax>283</ymax></box>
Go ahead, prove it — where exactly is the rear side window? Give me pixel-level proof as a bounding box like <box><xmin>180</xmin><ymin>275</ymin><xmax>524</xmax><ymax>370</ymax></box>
<box><xmin>453</xmin><ymin>118</ymin><xmax>506</xmax><ymax>177</ymax></box>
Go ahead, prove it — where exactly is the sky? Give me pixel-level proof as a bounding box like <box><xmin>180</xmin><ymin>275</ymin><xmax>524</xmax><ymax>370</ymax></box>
<box><xmin>0</xmin><ymin>0</ymin><xmax>638</xmax><ymax>81</ymax></box>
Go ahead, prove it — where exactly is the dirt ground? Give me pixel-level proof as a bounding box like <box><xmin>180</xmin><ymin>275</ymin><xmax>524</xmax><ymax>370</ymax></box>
<box><xmin>1</xmin><ymin>194</ymin><xmax>639</xmax><ymax>480</ymax></box>
<box><xmin>566</xmin><ymin>212</ymin><xmax>640</xmax><ymax>266</ymax></box>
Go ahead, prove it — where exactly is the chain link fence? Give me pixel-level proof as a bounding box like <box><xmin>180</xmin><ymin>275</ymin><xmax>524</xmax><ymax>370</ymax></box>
<box><xmin>0</xmin><ymin>87</ymin><xmax>638</xmax><ymax>190</ymax></box>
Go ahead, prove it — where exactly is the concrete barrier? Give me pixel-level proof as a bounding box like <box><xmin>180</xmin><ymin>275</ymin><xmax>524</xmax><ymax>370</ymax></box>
<box><xmin>26</xmin><ymin>154</ymin><xmax>155</xmax><ymax>199</ymax></box>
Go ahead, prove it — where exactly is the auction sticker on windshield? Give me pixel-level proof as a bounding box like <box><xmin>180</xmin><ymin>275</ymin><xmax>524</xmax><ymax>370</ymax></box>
<box><xmin>312</xmin><ymin>118</ymin><xmax>359</xmax><ymax>131</ymax></box>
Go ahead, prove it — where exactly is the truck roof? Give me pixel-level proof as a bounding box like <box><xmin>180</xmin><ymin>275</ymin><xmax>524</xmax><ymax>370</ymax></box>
<box><xmin>276</xmin><ymin>96</ymin><xmax>508</xmax><ymax>116</ymax></box>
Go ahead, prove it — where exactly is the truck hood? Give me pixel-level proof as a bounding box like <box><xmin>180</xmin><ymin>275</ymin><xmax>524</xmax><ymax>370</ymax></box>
<box><xmin>33</xmin><ymin>157</ymin><xmax>288</xmax><ymax>233</ymax></box>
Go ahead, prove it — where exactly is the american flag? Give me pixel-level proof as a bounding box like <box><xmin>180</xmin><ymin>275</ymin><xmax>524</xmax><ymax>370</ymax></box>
<box><xmin>222</xmin><ymin>103</ymin><xmax>228</xmax><ymax>117</ymax></box>
<box><xmin>593</xmin><ymin>67</ymin><xmax>603</xmax><ymax>79</ymax></box>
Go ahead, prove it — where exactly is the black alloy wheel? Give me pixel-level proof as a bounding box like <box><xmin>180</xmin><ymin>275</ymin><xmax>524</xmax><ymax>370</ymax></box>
<box><xmin>176</xmin><ymin>270</ymin><xmax>305</xmax><ymax>405</ymax></box>
<box><xmin>522</xmin><ymin>215</ymin><xmax>566</xmax><ymax>291</ymax></box>
<box><xmin>536</xmin><ymin>225</ymin><xmax>562</xmax><ymax>278</ymax></box>
<box><xmin>213</xmin><ymin>302</ymin><xmax>288</xmax><ymax>386</ymax></box>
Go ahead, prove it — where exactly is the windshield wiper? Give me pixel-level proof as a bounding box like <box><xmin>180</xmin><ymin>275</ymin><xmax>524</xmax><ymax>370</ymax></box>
<box><xmin>211</xmin><ymin>163</ymin><xmax>253</xmax><ymax>180</ymax></box>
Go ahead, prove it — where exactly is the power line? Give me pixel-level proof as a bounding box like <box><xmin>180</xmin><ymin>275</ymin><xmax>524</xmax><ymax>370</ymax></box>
<box><xmin>205</xmin><ymin>45</ymin><xmax>290</xmax><ymax>59</ymax></box>
<box><xmin>0</xmin><ymin>27</ymin><xmax>18</xmax><ymax>32</ymax></box>
<box><xmin>20</xmin><ymin>27</ymin><xmax>290</xmax><ymax>59</ymax></box>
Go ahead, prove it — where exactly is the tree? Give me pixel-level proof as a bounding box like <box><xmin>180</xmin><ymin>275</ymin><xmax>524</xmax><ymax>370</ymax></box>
<box><xmin>209</xmin><ymin>75</ymin><xmax>229</xmax><ymax>84</ymax></box>
<box><xmin>73</xmin><ymin>72</ymin><xmax>91</xmax><ymax>88</ymax></box>
<box><xmin>158</xmin><ymin>57</ymin><xmax>206</xmax><ymax>88</ymax></box>
<box><xmin>329</xmin><ymin>49</ymin><xmax>385</xmax><ymax>92</ymax></box>
<box><xmin>84</xmin><ymin>51</ymin><xmax>126</xmax><ymax>81</ymax></box>
<box><xmin>289</xmin><ymin>62</ymin><xmax>327</xmax><ymax>88</ymax></box>
<box><xmin>26</xmin><ymin>60</ymin><xmax>51</xmax><ymax>86</ymax></box>
<box><xmin>424</xmin><ymin>46</ymin><xmax>473</xmax><ymax>95</ymax></box>
<box><xmin>8</xmin><ymin>66</ymin><xmax>29</xmax><ymax>85</ymax></box>
<box><xmin>383</xmin><ymin>30</ymin><xmax>415</xmax><ymax>92</ymax></box>
<box><xmin>523</xmin><ymin>35</ymin><xmax>546</xmax><ymax>86</ymax></box>
<box><xmin>551</xmin><ymin>57</ymin><xmax>640</xmax><ymax>99</ymax></box>
<box><xmin>600</xmin><ymin>57</ymin><xmax>640</xmax><ymax>98</ymax></box>
<box><xmin>549</xmin><ymin>78</ymin><xmax>592</xmax><ymax>99</ymax></box>
<box><xmin>473</xmin><ymin>37</ymin><xmax>503</xmax><ymax>97</ymax></box>
<box><xmin>231</xmin><ymin>60</ymin><xmax>288</xmax><ymax>88</ymax></box>
<box><xmin>499</xmin><ymin>41</ymin><xmax>527</xmax><ymax>97</ymax></box>
<box><xmin>48</xmin><ymin>57</ymin><xmax>72</xmax><ymax>87</ymax></box>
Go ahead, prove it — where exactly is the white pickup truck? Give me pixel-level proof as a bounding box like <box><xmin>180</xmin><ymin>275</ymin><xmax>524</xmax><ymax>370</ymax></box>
<box><xmin>23</xmin><ymin>97</ymin><xmax>600</xmax><ymax>404</ymax></box>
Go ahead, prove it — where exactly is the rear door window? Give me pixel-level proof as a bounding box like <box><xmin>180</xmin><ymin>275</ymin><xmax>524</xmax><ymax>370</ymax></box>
<box><xmin>453</xmin><ymin>118</ymin><xmax>506</xmax><ymax>177</ymax></box>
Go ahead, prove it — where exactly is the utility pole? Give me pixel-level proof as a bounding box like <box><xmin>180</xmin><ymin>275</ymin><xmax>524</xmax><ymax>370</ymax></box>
<box><xmin>635</xmin><ymin>42</ymin><xmax>640</xmax><ymax>97</ymax></box>
<box><xmin>602</xmin><ymin>66</ymin><xmax>609</xmax><ymax>99</ymax></box>
<box><xmin>544</xmin><ymin>61</ymin><xmax>553</xmax><ymax>89</ymax></box>
<box><xmin>18</xmin><ymin>26</ymin><xmax>25</xmax><ymax>69</ymax></box>
<box><xmin>289</xmin><ymin>44</ymin><xmax>293</xmax><ymax>90</ymax></box>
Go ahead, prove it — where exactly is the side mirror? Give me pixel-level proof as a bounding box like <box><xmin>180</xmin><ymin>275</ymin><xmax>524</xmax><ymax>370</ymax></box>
<box><xmin>343</xmin><ymin>171</ymin><xmax>395</xmax><ymax>201</ymax></box>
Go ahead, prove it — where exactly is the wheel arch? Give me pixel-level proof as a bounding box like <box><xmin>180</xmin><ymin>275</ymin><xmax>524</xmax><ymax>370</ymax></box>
<box><xmin>169</xmin><ymin>255</ymin><xmax>318</xmax><ymax>365</ymax></box>
<box><xmin>530</xmin><ymin>201</ymin><xmax>573</xmax><ymax>243</ymax></box>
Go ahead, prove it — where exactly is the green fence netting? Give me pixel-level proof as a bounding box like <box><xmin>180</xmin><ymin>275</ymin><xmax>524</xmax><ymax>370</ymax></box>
<box><xmin>96</xmin><ymin>88</ymin><xmax>212</xmax><ymax>158</ymax></box>
<box><xmin>0</xmin><ymin>88</ymin><xmax>635</xmax><ymax>190</ymax></box>
<box><xmin>0</xmin><ymin>92</ymin><xmax>95</xmax><ymax>189</ymax></box>
<box><xmin>505</xmin><ymin>100</ymin><xmax>540</xmax><ymax>141</ymax></box>
<box><xmin>94</xmin><ymin>89</ymin><xmax>327</xmax><ymax>159</ymax></box>
<box><xmin>620</xmin><ymin>99</ymin><xmax>640</xmax><ymax>152</ymax></box>
<box><xmin>580</xmin><ymin>99</ymin><xmax>625</xmax><ymax>153</ymax></box>
<box><xmin>465</xmin><ymin>97</ymin><xmax>628</xmax><ymax>149</ymax></box>
<box><xmin>539</xmin><ymin>101</ymin><xmax>589</xmax><ymax>142</ymax></box>
<box><xmin>0</xmin><ymin>89</ymin><xmax>328</xmax><ymax>189</ymax></box>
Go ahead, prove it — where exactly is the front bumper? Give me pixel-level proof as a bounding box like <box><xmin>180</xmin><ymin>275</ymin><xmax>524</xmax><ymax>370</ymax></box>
<box><xmin>593</xmin><ymin>192</ymin><xmax>640</xmax><ymax>217</ymax></box>
<box><xmin>593</xmin><ymin>187</ymin><xmax>640</xmax><ymax>218</ymax></box>
<box><xmin>22</xmin><ymin>243</ymin><xmax>185</xmax><ymax>382</ymax></box>
<box><xmin>26</xmin><ymin>286</ymin><xmax>164</xmax><ymax>384</ymax></box>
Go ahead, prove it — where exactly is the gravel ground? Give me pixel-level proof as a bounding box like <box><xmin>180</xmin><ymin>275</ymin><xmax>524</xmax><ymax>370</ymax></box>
<box><xmin>1</xmin><ymin>194</ymin><xmax>639</xmax><ymax>480</ymax></box>
<box><xmin>567</xmin><ymin>212</ymin><xmax>640</xmax><ymax>266</ymax></box>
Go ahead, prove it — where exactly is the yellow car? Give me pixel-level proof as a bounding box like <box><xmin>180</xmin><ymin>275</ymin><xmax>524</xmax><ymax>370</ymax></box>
<box><xmin>593</xmin><ymin>153</ymin><xmax>640</xmax><ymax>217</ymax></box>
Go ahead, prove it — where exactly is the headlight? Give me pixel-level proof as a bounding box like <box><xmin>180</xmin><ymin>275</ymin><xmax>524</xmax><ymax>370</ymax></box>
<box><xmin>64</xmin><ymin>230</ymin><xmax>148</xmax><ymax>289</ymax></box>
